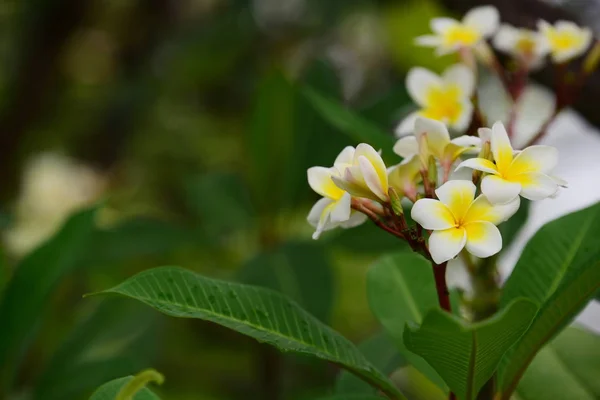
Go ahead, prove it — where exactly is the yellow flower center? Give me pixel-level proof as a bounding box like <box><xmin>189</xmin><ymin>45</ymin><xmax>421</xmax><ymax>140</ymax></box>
<box><xmin>547</xmin><ymin>30</ymin><xmax>583</xmax><ymax>52</ymax></box>
<box><xmin>420</xmin><ymin>84</ymin><xmax>464</xmax><ymax>124</ymax></box>
<box><xmin>515</xmin><ymin>36</ymin><xmax>536</xmax><ymax>55</ymax></box>
<box><xmin>443</xmin><ymin>25</ymin><xmax>480</xmax><ymax>47</ymax></box>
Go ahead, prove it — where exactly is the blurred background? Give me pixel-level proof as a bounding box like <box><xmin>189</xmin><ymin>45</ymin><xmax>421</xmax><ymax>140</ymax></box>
<box><xmin>0</xmin><ymin>0</ymin><xmax>598</xmax><ymax>399</ymax></box>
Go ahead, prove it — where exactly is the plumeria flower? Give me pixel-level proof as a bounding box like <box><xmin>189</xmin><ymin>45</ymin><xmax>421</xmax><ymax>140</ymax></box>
<box><xmin>331</xmin><ymin>144</ymin><xmax>390</xmax><ymax>202</ymax></box>
<box><xmin>411</xmin><ymin>180</ymin><xmax>520</xmax><ymax>264</ymax></box>
<box><xmin>387</xmin><ymin>155</ymin><xmax>422</xmax><ymax>202</ymax></box>
<box><xmin>493</xmin><ymin>24</ymin><xmax>550</xmax><ymax>68</ymax></box>
<box><xmin>457</xmin><ymin>121</ymin><xmax>567</xmax><ymax>204</ymax></box>
<box><xmin>394</xmin><ymin>117</ymin><xmax>480</xmax><ymax>175</ymax></box>
<box><xmin>396</xmin><ymin>64</ymin><xmax>475</xmax><ymax>136</ymax></box>
<box><xmin>537</xmin><ymin>20</ymin><xmax>593</xmax><ymax>63</ymax></box>
<box><xmin>415</xmin><ymin>6</ymin><xmax>499</xmax><ymax>55</ymax></box>
<box><xmin>307</xmin><ymin>148</ymin><xmax>367</xmax><ymax>239</ymax></box>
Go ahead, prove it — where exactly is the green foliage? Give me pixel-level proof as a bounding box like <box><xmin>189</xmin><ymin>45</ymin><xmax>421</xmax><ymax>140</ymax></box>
<box><xmin>515</xmin><ymin>327</ymin><xmax>600</xmax><ymax>400</ymax></box>
<box><xmin>91</xmin><ymin>267</ymin><xmax>407</xmax><ymax>399</ymax></box>
<box><xmin>367</xmin><ymin>252</ymin><xmax>447</xmax><ymax>391</ymax></box>
<box><xmin>499</xmin><ymin>202</ymin><xmax>600</xmax><ymax>398</ymax></box>
<box><xmin>315</xmin><ymin>396</ymin><xmax>386</xmax><ymax>400</ymax></box>
<box><xmin>498</xmin><ymin>199</ymin><xmax>529</xmax><ymax>250</ymax></box>
<box><xmin>89</xmin><ymin>376</ymin><xmax>161</xmax><ymax>400</ymax></box>
<box><xmin>403</xmin><ymin>299</ymin><xmax>538</xmax><ymax>400</ymax></box>
<box><xmin>335</xmin><ymin>332</ymin><xmax>404</xmax><ymax>395</ymax></box>
<box><xmin>237</xmin><ymin>241</ymin><xmax>333</xmax><ymax>323</ymax></box>
<box><xmin>0</xmin><ymin>206</ymin><xmax>98</xmax><ymax>387</ymax></box>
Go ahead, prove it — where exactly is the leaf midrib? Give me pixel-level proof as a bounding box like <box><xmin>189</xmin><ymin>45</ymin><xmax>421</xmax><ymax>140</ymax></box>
<box><xmin>466</xmin><ymin>331</ymin><xmax>477</xmax><ymax>400</ymax></box>
<box><xmin>389</xmin><ymin>259</ymin><xmax>423</xmax><ymax>323</ymax></box>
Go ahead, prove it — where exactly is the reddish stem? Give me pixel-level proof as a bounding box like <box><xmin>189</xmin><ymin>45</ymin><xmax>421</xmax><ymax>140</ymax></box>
<box><xmin>432</xmin><ymin>261</ymin><xmax>452</xmax><ymax>313</ymax></box>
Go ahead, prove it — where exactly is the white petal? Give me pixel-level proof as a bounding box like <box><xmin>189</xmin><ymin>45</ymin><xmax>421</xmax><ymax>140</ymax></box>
<box><xmin>406</xmin><ymin>67</ymin><xmax>442</xmax><ymax>106</ymax></box>
<box><xmin>464</xmin><ymin>221</ymin><xmax>502</xmax><ymax>258</ymax></box>
<box><xmin>393</xmin><ymin>136</ymin><xmax>419</xmax><ymax>159</ymax></box>
<box><xmin>415</xmin><ymin>35</ymin><xmax>443</xmax><ymax>47</ymax></box>
<box><xmin>514</xmin><ymin>85</ymin><xmax>555</xmax><ymax>145</ymax></box>
<box><xmin>411</xmin><ymin>198</ymin><xmax>455</xmax><ymax>230</ymax></box>
<box><xmin>463</xmin><ymin>5</ymin><xmax>500</xmax><ymax>38</ymax></box>
<box><xmin>517</xmin><ymin>172</ymin><xmax>559</xmax><ymax>200</ymax></box>
<box><xmin>435</xmin><ymin>180</ymin><xmax>476</xmax><ymax>221</ymax></box>
<box><xmin>481</xmin><ymin>175</ymin><xmax>522</xmax><ymax>204</ymax></box>
<box><xmin>550</xmin><ymin>175</ymin><xmax>568</xmax><ymax>187</ymax></box>
<box><xmin>443</xmin><ymin>64</ymin><xmax>475</xmax><ymax>97</ymax></box>
<box><xmin>508</xmin><ymin>145</ymin><xmax>558</xmax><ymax>175</ymax></box>
<box><xmin>395</xmin><ymin>111</ymin><xmax>419</xmax><ymax>137</ymax></box>
<box><xmin>451</xmin><ymin>100</ymin><xmax>474</xmax><ymax>133</ymax></box>
<box><xmin>340</xmin><ymin>210</ymin><xmax>368</xmax><ymax>228</ymax></box>
<box><xmin>493</xmin><ymin>24</ymin><xmax>518</xmax><ymax>52</ymax></box>
<box><xmin>355</xmin><ymin>144</ymin><xmax>388</xmax><ymax>193</ymax></box>
<box><xmin>491</xmin><ymin>121</ymin><xmax>514</xmax><ymax>172</ymax></box>
<box><xmin>330</xmin><ymin>192</ymin><xmax>351</xmax><ymax>223</ymax></box>
<box><xmin>308</xmin><ymin>167</ymin><xmax>343</xmax><ymax>199</ymax></box>
<box><xmin>429</xmin><ymin>227</ymin><xmax>467</xmax><ymax>264</ymax></box>
<box><xmin>334</xmin><ymin>146</ymin><xmax>355</xmax><ymax>168</ymax></box>
<box><xmin>331</xmin><ymin>174</ymin><xmax>373</xmax><ymax>199</ymax></box>
<box><xmin>358</xmin><ymin>156</ymin><xmax>387</xmax><ymax>201</ymax></box>
<box><xmin>451</xmin><ymin>135</ymin><xmax>482</xmax><ymax>148</ymax></box>
<box><xmin>307</xmin><ymin>198</ymin><xmax>335</xmax><ymax>239</ymax></box>
<box><xmin>431</xmin><ymin>17</ymin><xmax>459</xmax><ymax>34</ymax></box>
<box><xmin>478</xmin><ymin>127</ymin><xmax>492</xmax><ymax>142</ymax></box>
<box><xmin>414</xmin><ymin>116</ymin><xmax>450</xmax><ymax>156</ymax></box>
<box><xmin>464</xmin><ymin>195</ymin><xmax>520</xmax><ymax>225</ymax></box>
<box><xmin>456</xmin><ymin>158</ymin><xmax>499</xmax><ymax>175</ymax></box>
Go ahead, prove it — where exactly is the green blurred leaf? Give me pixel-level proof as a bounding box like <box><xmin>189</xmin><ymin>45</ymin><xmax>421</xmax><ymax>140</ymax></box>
<box><xmin>315</xmin><ymin>396</ymin><xmax>386</xmax><ymax>400</ymax></box>
<box><xmin>328</xmin><ymin>223</ymin><xmax>409</xmax><ymax>254</ymax></box>
<box><xmin>404</xmin><ymin>299</ymin><xmax>538</xmax><ymax>400</ymax></box>
<box><xmin>91</xmin><ymin>267</ymin><xmax>406</xmax><ymax>399</ymax></box>
<box><xmin>89</xmin><ymin>376</ymin><xmax>160</xmax><ymax>400</ymax></box>
<box><xmin>335</xmin><ymin>332</ymin><xmax>404</xmax><ymax>395</ymax></box>
<box><xmin>301</xmin><ymin>87</ymin><xmax>399</xmax><ymax>165</ymax></box>
<box><xmin>237</xmin><ymin>241</ymin><xmax>333</xmax><ymax>322</ymax></box>
<box><xmin>499</xmin><ymin>203</ymin><xmax>600</xmax><ymax>398</ymax></box>
<box><xmin>367</xmin><ymin>252</ymin><xmax>447</xmax><ymax>392</ymax></box>
<box><xmin>515</xmin><ymin>326</ymin><xmax>600</xmax><ymax>400</ymax></box>
<box><xmin>498</xmin><ymin>199</ymin><xmax>529</xmax><ymax>250</ymax></box>
<box><xmin>0</xmin><ymin>206</ymin><xmax>98</xmax><ymax>387</ymax></box>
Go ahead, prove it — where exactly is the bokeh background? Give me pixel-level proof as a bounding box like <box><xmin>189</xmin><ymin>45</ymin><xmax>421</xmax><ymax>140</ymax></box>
<box><xmin>0</xmin><ymin>0</ymin><xmax>599</xmax><ymax>399</ymax></box>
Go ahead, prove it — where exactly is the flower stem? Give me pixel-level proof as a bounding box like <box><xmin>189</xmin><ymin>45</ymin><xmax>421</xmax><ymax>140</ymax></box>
<box><xmin>432</xmin><ymin>261</ymin><xmax>452</xmax><ymax>313</ymax></box>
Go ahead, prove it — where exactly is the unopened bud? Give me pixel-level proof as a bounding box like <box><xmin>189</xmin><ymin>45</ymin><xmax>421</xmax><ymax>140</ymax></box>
<box><xmin>427</xmin><ymin>156</ymin><xmax>438</xmax><ymax>185</ymax></box>
<box><xmin>388</xmin><ymin>187</ymin><xmax>404</xmax><ymax>216</ymax></box>
<box><xmin>479</xmin><ymin>141</ymin><xmax>491</xmax><ymax>160</ymax></box>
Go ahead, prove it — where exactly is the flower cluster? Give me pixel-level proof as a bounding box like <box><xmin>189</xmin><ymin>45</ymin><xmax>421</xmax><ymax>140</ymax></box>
<box><xmin>305</xmin><ymin>5</ymin><xmax>595</xmax><ymax>265</ymax></box>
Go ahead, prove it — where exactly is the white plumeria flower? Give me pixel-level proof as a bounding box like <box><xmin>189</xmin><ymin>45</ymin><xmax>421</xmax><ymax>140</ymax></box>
<box><xmin>415</xmin><ymin>6</ymin><xmax>499</xmax><ymax>55</ymax></box>
<box><xmin>411</xmin><ymin>180</ymin><xmax>520</xmax><ymax>264</ymax></box>
<box><xmin>457</xmin><ymin>121</ymin><xmax>567</xmax><ymax>204</ymax></box>
<box><xmin>394</xmin><ymin>117</ymin><xmax>480</xmax><ymax>172</ymax></box>
<box><xmin>331</xmin><ymin>143</ymin><xmax>390</xmax><ymax>202</ymax></box>
<box><xmin>396</xmin><ymin>65</ymin><xmax>475</xmax><ymax>136</ymax></box>
<box><xmin>537</xmin><ymin>20</ymin><xmax>593</xmax><ymax>63</ymax></box>
<box><xmin>307</xmin><ymin>147</ymin><xmax>367</xmax><ymax>239</ymax></box>
<box><xmin>493</xmin><ymin>24</ymin><xmax>550</xmax><ymax>67</ymax></box>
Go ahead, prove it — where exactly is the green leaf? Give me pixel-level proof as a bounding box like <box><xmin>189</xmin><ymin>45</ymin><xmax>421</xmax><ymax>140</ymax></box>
<box><xmin>315</xmin><ymin>396</ymin><xmax>386</xmax><ymax>400</ymax></box>
<box><xmin>336</xmin><ymin>332</ymin><xmax>404</xmax><ymax>394</ymax></box>
<box><xmin>89</xmin><ymin>376</ymin><xmax>160</xmax><ymax>400</ymax></box>
<box><xmin>367</xmin><ymin>252</ymin><xmax>447</xmax><ymax>392</ymax></box>
<box><xmin>498</xmin><ymin>203</ymin><xmax>600</xmax><ymax>397</ymax></box>
<box><xmin>515</xmin><ymin>326</ymin><xmax>600</xmax><ymax>400</ymax></box>
<box><xmin>403</xmin><ymin>299</ymin><xmax>538</xmax><ymax>400</ymax></box>
<box><xmin>301</xmin><ymin>87</ymin><xmax>399</xmax><ymax>165</ymax></box>
<box><xmin>0</xmin><ymin>206</ymin><xmax>98</xmax><ymax>387</ymax></box>
<box><xmin>237</xmin><ymin>241</ymin><xmax>333</xmax><ymax>323</ymax></box>
<box><xmin>91</xmin><ymin>267</ymin><xmax>406</xmax><ymax>399</ymax></box>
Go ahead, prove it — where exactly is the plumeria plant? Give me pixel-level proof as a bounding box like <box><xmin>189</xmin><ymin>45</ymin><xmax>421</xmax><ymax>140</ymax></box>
<box><xmin>84</xmin><ymin>5</ymin><xmax>600</xmax><ymax>400</ymax></box>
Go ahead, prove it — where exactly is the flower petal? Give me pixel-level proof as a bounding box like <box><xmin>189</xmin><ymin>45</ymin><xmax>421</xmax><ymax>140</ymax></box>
<box><xmin>415</xmin><ymin>35</ymin><xmax>443</xmax><ymax>47</ymax></box>
<box><xmin>358</xmin><ymin>156</ymin><xmax>387</xmax><ymax>201</ymax></box>
<box><xmin>395</xmin><ymin>111</ymin><xmax>420</xmax><ymax>137</ymax></box>
<box><xmin>406</xmin><ymin>67</ymin><xmax>442</xmax><ymax>107</ymax></box>
<box><xmin>414</xmin><ymin>116</ymin><xmax>450</xmax><ymax>157</ymax></box>
<box><xmin>464</xmin><ymin>221</ymin><xmax>502</xmax><ymax>258</ymax></box>
<box><xmin>411</xmin><ymin>198</ymin><xmax>455</xmax><ymax>230</ymax></box>
<box><xmin>330</xmin><ymin>192</ymin><xmax>351</xmax><ymax>223</ymax></box>
<box><xmin>393</xmin><ymin>136</ymin><xmax>419</xmax><ymax>159</ymax></box>
<box><xmin>334</xmin><ymin>146</ymin><xmax>355</xmax><ymax>168</ymax></box>
<box><xmin>431</xmin><ymin>17</ymin><xmax>459</xmax><ymax>34</ymax></box>
<box><xmin>443</xmin><ymin>64</ymin><xmax>475</xmax><ymax>97</ymax></box>
<box><xmin>481</xmin><ymin>175</ymin><xmax>522</xmax><ymax>204</ymax></box>
<box><xmin>478</xmin><ymin>127</ymin><xmax>492</xmax><ymax>142</ymax></box>
<box><xmin>451</xmin><ymin>99</ymin><xmax>474</xmax><ymax>132</ymax></box>
<box><xmin>451</xmin><ymin>135</ymin><xmax>482</xmax><ymax>148</ymax></box>
<box><xmin>512</xmin><ymin>172</ymin><xmax>559</xmax><ymax>200</ymax></box>
<box><xmin>508</xmin><ymin>145</ymin><xmax>558</xmax><ymax>175</ymax></box>
<box><xmin>429</xmin><ymin>227</ymin><xmax>467</xmax><ymax>264</ymax></box>
<box><xmin>463</xmin><ymin>5</ymin><xmax>499</xmax><ymax>38</ymax></box>
<box><xmin>463</xmin><ymin>194</ymin><xmax>520</xmax><ymax>225</ymax></box>
<box><xmin>355</xmin><ymin>144</ymin><xmax>388</xmax><ymax>193</ymax></box>
<box><xmin>308</xmin><ymin>167</ymin><xmax>344</xmax><ymax>199</ymax></box>
<box><xmin>331</xmin><ymin>174</ymin><xmax>373</xmax><ymax>199</ymax></box>
<box><xmin>455</xmin><ymin>158</ymin><xmax>499</xmax><ymax>175</ymax></box>
<box><xmin>307</xmin><ymin>197</ymin><xmax>336</xmax><ymax>239</ymax></box>
<box><xmin>491</xmin><ymin>121</ymin><xmax>514</xmax><ymax>172</ymax></box>
<box><xmin>493</xmin><ymin>24</ymin><xmax>518</xmax><ymax>52</ymax></box>
<box><xmin>340</xmin><ymin>210</ymin><xmax>368</xmax><ymax>228</ymax></box>
<box><xmin>435</xmin><ymin>180</ymin><xmax>476</xmax><ymax>221</ymax></box>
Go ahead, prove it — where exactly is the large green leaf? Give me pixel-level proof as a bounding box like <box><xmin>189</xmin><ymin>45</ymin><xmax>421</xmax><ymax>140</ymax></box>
<box><xmin>301</xmin><ymin>87</ymin><xmax>399</xmax><ymax>165</ymax></box>
<box><xmin>335</xmin><ymin>332</ymin><xmax>404</xmax><ymax>395</ymax></box>
<box><xmin>498</xmin><ymin>203</ymin><xmax>600</xmax><ymax>397</ymax></box>
<box><xmin>237</xmin><ymin>241</ymin><xmax>333</xmax><ymax>323</ymax></box>
<box><xmin>515</xmin><ymin>326</ymin><xmax>600</xmax><ymax>400</ymax></box>
<box><xmin>0</xmin><ymin>206</ymin><xmax>98</xmax><ymax>387</ymax></box>
<box><xmin>315</xmin><ymin>396</ymin><xmax>386</xmax><ymax>400</ymax></box>
<box><xmin>367</xmin><ymin>252</ymin><xmax>447</xmax><ymax>392</ymax></box>
<box><xmin>403</xmin><ymin>299</ymin><xmax>537</xmax><ymax>400</ymax></box>
<box><xmin>89</xmin><ymin>376</ymin><xmax>160</xmax><ymax>400</ymax></box>
<box><xmin>91</xmin><ymin>267</ymin><xmax>406</xmax><ymax>399</ymax></box>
